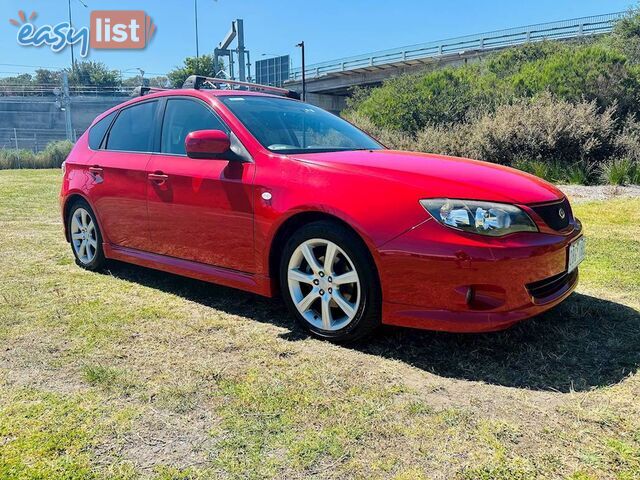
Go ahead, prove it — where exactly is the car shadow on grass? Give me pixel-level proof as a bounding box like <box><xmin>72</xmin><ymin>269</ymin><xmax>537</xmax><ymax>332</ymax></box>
<box><xmin>105</xmin><ymin>261</ymin><xmax>640</xmax><ymax>393</ymax></box>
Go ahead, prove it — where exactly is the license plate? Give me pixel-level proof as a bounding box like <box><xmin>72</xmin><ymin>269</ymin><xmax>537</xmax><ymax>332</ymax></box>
<box><xmin>568</xmin><ymin>236</ymin><xmax>586</xmax><ymax>273</ymax></box>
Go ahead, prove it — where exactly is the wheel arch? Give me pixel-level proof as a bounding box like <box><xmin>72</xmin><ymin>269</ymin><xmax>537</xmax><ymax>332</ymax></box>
<box><xmin>267</xmin><ymin>210</ymin><xmax>381</xmax><ymax>295</ymax></box>
<box><xmin>62</xmin><ymin>193</ymin><xmax>101</xmax><ymax>243</ymax></box>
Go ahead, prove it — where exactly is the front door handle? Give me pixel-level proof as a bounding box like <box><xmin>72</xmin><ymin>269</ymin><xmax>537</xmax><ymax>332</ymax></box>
<box><xmin>88</xmin><ymin>166</ymin><xmax>103</xmax><ymax>174</ymax></box>
<box><xmin>148</xmin><ymin>172</ymin><xmax>169</xmax><ymax>185</ymax></box>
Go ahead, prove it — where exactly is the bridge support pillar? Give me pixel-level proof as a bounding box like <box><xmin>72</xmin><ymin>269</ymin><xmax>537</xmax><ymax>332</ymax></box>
<box><xmin>303</xmin><ymin>93</ymin><xmax>348</xmax><ymax>114</ymax></box>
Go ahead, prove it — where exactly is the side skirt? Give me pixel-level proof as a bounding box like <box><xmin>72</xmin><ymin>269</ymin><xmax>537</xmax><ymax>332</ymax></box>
<box><xmin>103</xmin><ymin>243</ymin><xmax>275</xmax><ymax>297</ymax></box>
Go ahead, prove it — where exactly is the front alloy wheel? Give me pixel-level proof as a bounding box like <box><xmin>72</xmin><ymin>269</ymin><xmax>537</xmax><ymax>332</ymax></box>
<box><xmin>280</xmin><ymin>221</ymin><xmax>381</xmax><ymax>342</ymax></box>
<box><xmin>287</xmin><ymin>238</ymin><xmax>361</xmax><ymax>331</ymax></box>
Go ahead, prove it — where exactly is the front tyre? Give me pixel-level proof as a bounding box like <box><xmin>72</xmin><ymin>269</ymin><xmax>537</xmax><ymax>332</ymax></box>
<box><xmin>280</xmin><ymin>221</ymin><xmax>381</xmax><ymax>343</ymax></box>
<box><xmin>67</xmin><ymin>199</ymin><xmax>106</xmax><ymax>271</ymax></box>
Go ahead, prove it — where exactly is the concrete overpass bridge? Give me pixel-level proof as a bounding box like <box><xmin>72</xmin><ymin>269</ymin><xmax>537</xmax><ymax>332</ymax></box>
<box><xmin>284</xmin><ymin>12</ymin><xmax>624</xmax><ymax>112</ymax></box>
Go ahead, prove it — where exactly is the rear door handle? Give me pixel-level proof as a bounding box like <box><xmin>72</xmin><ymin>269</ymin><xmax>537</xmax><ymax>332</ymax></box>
<box><xmin>88</xmin><ymin>166</ymin><xmax>103</xmax><ymax>174</ymax></box>
<box><xmin>148</xmin><ymin>172</ymin><xmax>169</xmax><ymax>184</ymax></box>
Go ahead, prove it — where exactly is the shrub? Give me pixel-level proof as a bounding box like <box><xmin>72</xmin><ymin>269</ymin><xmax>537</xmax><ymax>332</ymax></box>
<box><xmin>470</xmin><ymin>94</ymin><xmax>616</xmax><ymax>168</ymax></box>
<box><xmin>0</xmin><ymin>149</ymin><xmax>37</xmax><ymax>169</ymax></box>
<box><xmin>599</xmin><ymin>158</ymin><xmax>639</xmax><ymax>185</ymax></box>
<box><xmin>342</xmin><ymin>111</ymin><xmax>417</xmax><ymax>150</ymax></box>
<box><xmin>608</xmin><ymin>7</ymin><xmax>640</xmax><ymax>65</ymax></box>
<box><xmin>414</xmin><ymin>123</ymin><xmax>473</xmax><ymax>158</ymax></box>
<box><xmin>0</xmin><ymin>140</ymin><xmax>73</xmax><ymax>170</ymax></box>
<box><xmin>564</xmin><ymin>162</ymin><xmax>593</xmax><ymax>185</ymax></box>
<box><xmin>614</xmin><ymin>116</ymin><xmax>640</xmax><ymax>162</ymax></box>
<box><xmin>510</xmin><ymin>45</ymin><xmax>640</xmax><ymax>115</ymax></box>
<box><xmin>39</xmin><ymin>140</ymin><xmax>73</xmax><ymax>167</ymax></box>
<box><xmin>349</xmin><ymin>94</ymin><xmax>619</xmax><ymax>184</ymax></box>
<box><xmin>511</xmin><ymin>159</ymin><xmax>562</xmax><ymax>183</ymax></box>
<box><xmin>349</xmin><ymin>66</ymin><xmax>499</xmax><ymax>134</ymax></box>
<box><xmin>485</xmin><ymin>42</ymin><xmax>565</xmax><ymax>77</ymax></box>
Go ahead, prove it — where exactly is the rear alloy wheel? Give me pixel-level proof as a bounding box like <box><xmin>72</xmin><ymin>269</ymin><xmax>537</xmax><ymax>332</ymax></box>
<box><xmin>280</xmin><ymin>221</ymin><xmax>380</xmax><ymax>342</ymax></box>
<box><xmin>68</xmin><ymin>200</ymin><xmax>106</xmax><ymax>271</ymax></box>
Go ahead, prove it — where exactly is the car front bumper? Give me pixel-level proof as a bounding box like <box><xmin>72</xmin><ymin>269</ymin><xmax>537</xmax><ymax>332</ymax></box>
<box><xmin>378</xmin><ymin>218</ymin><xmax>582</xmax><ymax>333</ymax></box>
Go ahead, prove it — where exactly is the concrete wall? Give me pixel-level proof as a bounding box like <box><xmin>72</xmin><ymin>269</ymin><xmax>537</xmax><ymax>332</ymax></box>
<box><xmin>0</xmin><ymin>96</ymin><xmax>129</xmax><ymax>151</ymax></box>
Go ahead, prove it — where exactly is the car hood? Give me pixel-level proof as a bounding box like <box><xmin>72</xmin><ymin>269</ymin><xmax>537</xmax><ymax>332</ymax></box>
<box><xmin>291</xmin><ymin>149</ymin><xmax>564</xmax><ymax>204</ymax></box>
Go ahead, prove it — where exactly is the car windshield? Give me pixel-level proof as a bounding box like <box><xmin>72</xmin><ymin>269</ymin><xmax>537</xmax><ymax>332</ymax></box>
<box><xmin>219</xmin><ymin>95</ymin><xmax>383</xmax><ymax>154</ymax></box>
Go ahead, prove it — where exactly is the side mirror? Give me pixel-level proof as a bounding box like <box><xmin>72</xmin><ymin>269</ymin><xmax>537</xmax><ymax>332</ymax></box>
<box><xmin>185</xmin><ymin>129</ymin><xmax>231</xmax><ymax>159</ymax></box>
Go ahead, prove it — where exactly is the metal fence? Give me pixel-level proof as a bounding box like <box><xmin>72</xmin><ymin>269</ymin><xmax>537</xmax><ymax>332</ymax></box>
<box><xmin>0</xmin><ymin>85</ymin><xmax>133</xmax><ymax>97</ymax></box>
<box><xmin>289</xmin><ymin>12</ymin><xmax>625</xmax><ymax>81</ymax></box>
<box><xmin>0</xmin><ymin>127</ymin><xmax>83</xmax><ymax>151</ymax></box>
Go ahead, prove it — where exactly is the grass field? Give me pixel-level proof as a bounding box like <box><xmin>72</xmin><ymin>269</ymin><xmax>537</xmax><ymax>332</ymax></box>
<box><xmin>1</xmin><ymin>169</ymin><xmax>639</xmax><ymax>480</ymax></box>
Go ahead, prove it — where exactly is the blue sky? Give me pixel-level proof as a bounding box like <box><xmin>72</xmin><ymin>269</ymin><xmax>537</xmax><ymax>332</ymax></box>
<box><xmin>0</xmin><ymin>0</ymin><xmax>635</xmax><ymax>79</ymax></box>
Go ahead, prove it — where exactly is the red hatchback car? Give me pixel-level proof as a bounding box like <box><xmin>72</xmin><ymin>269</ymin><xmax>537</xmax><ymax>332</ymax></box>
<box><xmin>61</xmin><ymin>76</ymin><xmax>585</xmax><ymax>342</ymax></box>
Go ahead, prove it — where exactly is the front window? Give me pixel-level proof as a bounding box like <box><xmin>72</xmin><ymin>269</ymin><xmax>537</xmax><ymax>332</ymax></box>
<box><xmin>219</xmin><ymin>95</ymin><xmax>382</xmax><ymax>154</ymax></box>
<box><xmin>161</xmin><ymin>98</ymin><xmax>228</xmax><ymax>155</ymax></box>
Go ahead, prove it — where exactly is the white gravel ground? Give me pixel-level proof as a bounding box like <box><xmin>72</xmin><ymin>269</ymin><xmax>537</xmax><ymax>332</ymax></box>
<box><xmin>556</xmin><ymin>184</ymin><xmax>640</xmax><ymax>203</ymax></box>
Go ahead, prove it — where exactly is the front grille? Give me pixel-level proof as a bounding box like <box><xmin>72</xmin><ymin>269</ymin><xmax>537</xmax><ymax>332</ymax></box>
<box><xmin>530</xmin><ymin>198</ymin><xmax>573</xmax><ymax>231</ymax></box>
<box><xmin>526</xmin><ymin>269</ymin><xmax>578</xmax><ymax>302</ymax></box>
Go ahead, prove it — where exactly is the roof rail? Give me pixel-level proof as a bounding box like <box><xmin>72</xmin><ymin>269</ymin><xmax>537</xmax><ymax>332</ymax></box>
<box><xmin>130</xmin><ymin>86</ymin><xmax>169</xmax><ymax>97</ymax></box>
<box><xmin>182</xmin><ymin>75</ymin><xmax>301</xmax><ymax>100</ymax></box>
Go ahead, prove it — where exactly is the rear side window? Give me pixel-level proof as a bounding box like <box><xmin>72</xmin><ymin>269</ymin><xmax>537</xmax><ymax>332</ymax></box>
<box><xmin>106</xmin><ymin>101</ymin><xmax>158</xmax><ymax>152</ymax></box>
<box><xmin>88</xmin><ymin>111</ymin><xmax>116</xmax><ymax>150</ymax></box>
<box><xmin>160</xmin><ymin>98</ymin><xmax>228</xmax><ymax>155</ymax></box>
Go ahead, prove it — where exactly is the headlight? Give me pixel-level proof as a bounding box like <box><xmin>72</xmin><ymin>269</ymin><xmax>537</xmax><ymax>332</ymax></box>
<box><xmin>420</xmin><ymin>198</ymin><xmax>538</xmax><ymax>236</ymax></box>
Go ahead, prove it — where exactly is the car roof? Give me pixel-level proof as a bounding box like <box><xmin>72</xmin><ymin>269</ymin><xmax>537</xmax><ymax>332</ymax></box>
<box><xmin>92</xmin><ymin>88</ymin><xmax>297</xmax><ymax>125</ymax></box>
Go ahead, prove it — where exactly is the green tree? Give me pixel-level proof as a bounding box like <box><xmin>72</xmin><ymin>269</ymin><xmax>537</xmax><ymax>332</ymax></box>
<box><xmin>0</xmin><ymin>73</ymin><xmax>33</xmax><ymax>86</ymax></box>
<box><xmin>34</xmin><ymin>69</ymin><xmax>60</xmax><ymax>86</ymax></box>
<box><xmin>66</xmin><ymin>61</ymin><xmax>120</xmax><ymax>87</ymax></box>
<box><xmin>167</xmin><ymin>54</ymin><xmax>218</xmax><ymax>88</ymax></box>
<box><xmin>121</xmin><ymin>75</ymin><xmax>170</xmax><ymax>89</ymax></box>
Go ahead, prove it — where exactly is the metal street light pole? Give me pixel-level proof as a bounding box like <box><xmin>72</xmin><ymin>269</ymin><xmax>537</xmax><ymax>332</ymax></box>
<box><xmin>67</xmin><ymin>0</ymin><xmax>75</xmax><ymax>69</ymax></box>
<box><xmin>67</xmin><ymin>0</ymin><xmax>88</xmax><ymax>72</ymax></box>
<box><xmin>296</xmin><ymin>41</ymin><xmax>305</xmax><ymax>101</ymax></box>
<box><xmin>194</xmin><ymin>0</ymin><xmax>199</xmax><ymax>59</ymax></box>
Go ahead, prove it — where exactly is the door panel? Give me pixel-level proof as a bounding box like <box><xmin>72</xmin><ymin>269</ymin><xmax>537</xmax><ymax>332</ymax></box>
<box><xmin>145</xmin><ymin>97</ymin><xmax>255</xmax><ymax>272</ymax></box>
<box><xmin>89</xmin><ymin>150</ymin><xmax>151</xmax><ymax>250</ymax></box>
<box><xmin>84</xmin><ymin>102</ymin><xmax>158</xmax><ymax>251</ymax></box>
<box><xmin>146</xmin><ymin>155</ymin><xmax>255</xmax><ymax>272</ymax></box>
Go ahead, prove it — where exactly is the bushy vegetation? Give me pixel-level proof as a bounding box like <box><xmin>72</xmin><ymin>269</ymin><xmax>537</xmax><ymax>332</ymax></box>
<box><xmin>0</xmin><ymin>140</ymin><xmax>73</xmax><ymax>170</ymax></box>
<box><xmin>346</xmin><ymin>9</ymin><xmax>640</xmax><ymax>185</ymax></box>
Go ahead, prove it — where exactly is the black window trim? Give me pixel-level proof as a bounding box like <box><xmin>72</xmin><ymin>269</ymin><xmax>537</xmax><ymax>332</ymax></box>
<box><xmin>102</xmin><ymin>98</ymin><xmax>162</xmax><ymax>155</ymax></box>
<box><xmin>154</xmin><ymin>95</ymin><xmax>235</xmax><ymax>158</ymax></box>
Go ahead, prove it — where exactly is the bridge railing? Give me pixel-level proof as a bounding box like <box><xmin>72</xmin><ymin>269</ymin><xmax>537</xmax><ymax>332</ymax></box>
<box><xmin>288</xmin><ymin>12</ymin><xmax>625</xmax><ymax>81</ymax></box>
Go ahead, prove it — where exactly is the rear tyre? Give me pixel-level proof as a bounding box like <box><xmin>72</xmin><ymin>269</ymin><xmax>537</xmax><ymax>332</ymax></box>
<box><xmin>280</xmin><ymin>220</ymin><xmax>381</xmax><ymax>343</ymax></box>
<box><xmin>67</xmin><ymin>199</ymin><xmax>106</xmax><ymax>271</ymax></box>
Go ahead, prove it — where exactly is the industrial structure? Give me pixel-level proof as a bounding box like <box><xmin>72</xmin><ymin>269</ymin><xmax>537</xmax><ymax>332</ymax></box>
<box><xmin>213</xmin><ymin>19</ymin><xmax>251</xmax><ymax>82</ymax></box>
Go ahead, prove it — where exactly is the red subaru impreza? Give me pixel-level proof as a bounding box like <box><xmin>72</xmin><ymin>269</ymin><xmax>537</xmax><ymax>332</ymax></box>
<box><xmin>60</xmin><ymin>77</ymin><xmax>585</xmax><ymax>342</ymax></box>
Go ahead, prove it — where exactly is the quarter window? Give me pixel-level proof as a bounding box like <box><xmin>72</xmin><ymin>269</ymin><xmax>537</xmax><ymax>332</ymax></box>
<box><xmin>88</xmin><ymin>111</ymin><xmax>116</xmax><ymax>150</ymax></box>
<box><xmin>160</xmin><ymin>98</ymin><xmax>228</xmax><ymax>155</ymax></box>
<box><xmin>106</xmin><ymin>101</ymin><xmax>158</xmax><ymax>152</ymax></box>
